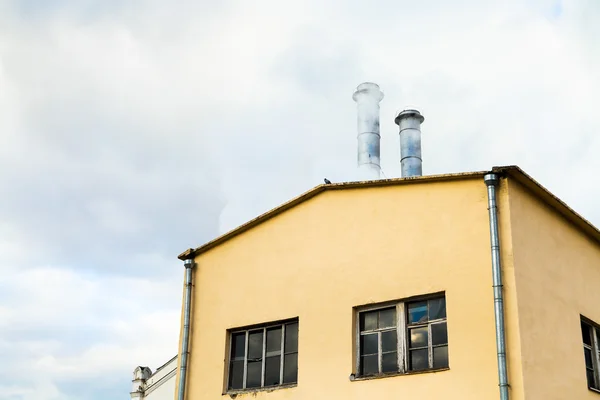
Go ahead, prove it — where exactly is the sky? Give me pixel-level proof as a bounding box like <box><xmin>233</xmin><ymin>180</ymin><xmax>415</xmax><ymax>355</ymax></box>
<box><xmin>0</xmin><ymin>0</ymin><xmax>599</xmax><ymax>398</ymax></box>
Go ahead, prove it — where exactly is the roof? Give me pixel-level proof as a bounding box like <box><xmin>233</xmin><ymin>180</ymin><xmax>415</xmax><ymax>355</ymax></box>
<box><xmin>178</xmin><ymin>165</ymin><xmax>600</xmax><ymax>260</ymax></box>
<box><xmin>154</xmin><ymin>355</ymin><xmax>177</xmax><ymax>373</ymax></box>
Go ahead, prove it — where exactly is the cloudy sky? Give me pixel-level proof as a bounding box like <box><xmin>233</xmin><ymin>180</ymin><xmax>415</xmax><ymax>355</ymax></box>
<box><xmin>0</xmin><ymin>0</ymin><xmax>598</xmax><ymax>398</ymax></box>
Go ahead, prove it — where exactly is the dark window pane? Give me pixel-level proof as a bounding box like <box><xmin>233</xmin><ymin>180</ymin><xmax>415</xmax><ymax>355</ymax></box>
<box><xmin>265</xmin><ymin>356</ymin><xmax>281</xmax><ymax>386</ymax></box>
<box><xmin>429</xmin><ymin>297</ymin><xmax>446</xmax><ymax>320</ymax></box>
<box><xmin>267</xmin><ymin>327</ymin><xmax>282</xmax><ymax>354</ymax></box>
<box><xmin>585</xmin><ymin>348</ymin><xmax>594</xmax><ymax>369</ymax></box>
<box><xmin>283</xmin><ymin>353</ymin><xmax>298</xmax><ymax>383</ymax></box>
<box><xmin>285</xmin><ymin>323</ymin><xmax>298</xmax><ymax>353</ymax></box>
<box><xmin>433</xmin><ymin>346</ymin><xmax>449</xmax><ymax>369</ymax></box>
<box><xmin>248</xmin><ymin>331</ymin><xmax>264</xmax><ymax>359</ymax></box>
<box><xmin>246</xmin><ymin>360</ymin><xmax>262</xmax><ymax>388</ymax></box>
<box><xmin>360</xmin><ymin>354</ymin><xmax>378</xmax><ymax>375</ymax></box>
<box><xmin>228</xmin><ymin>360</ymin><xmax>244</xmax><ymax>389</ymax></box>
<box><xmin>409</xmin><ymin>327</ymin><xmax>428</xmax><ymax>348</ymax></box>
<box><xmin>382</xmin><ymin>330</ymin><xmax>397</xmax><ymax>352</ymax></box>
<box><xmin>379</xmin><ymin>308</ymin><xmax>396</xmax><ymax>328</ymax></box>
<box><xmin>231</xmin><ymin>332</ymin><xmax>246</xmax><ymax>359</ymax></box>
<box><xmin>360</xmin><ymin>333</ymin><xmax>378</xmax><ymax>355</ymax></box>
<box><xmin>432</xmin><ymin>322</ymin><xmax>448</xmax><ymax>346</ymax></box>
<box><xmin>582</xmin><ymin>321</ymin><xmax>592</xmax><ymax>345</ymax></box>
<box><xmin>382</xmin><ymin>352</ymin><xmax>398</xmax><ymax>373</ymax></box>
<box><xmin>360</xmin><ymin>311</ymin><xmax>378</xmax><ymax>331</ymax></box>
<box><xmin>408</xmin><ymin>302</ymin><xmax>428</xmax><ymax>324</ymax></box>
<box><xmin>409</xmin><ymin>349</ymin><xmax>429</xmax><ymax>371</ymax></box>
<box><xmin>587</xmin><ymin>369</ymin><xmax>596</xmax><ymax>388</ymax></box>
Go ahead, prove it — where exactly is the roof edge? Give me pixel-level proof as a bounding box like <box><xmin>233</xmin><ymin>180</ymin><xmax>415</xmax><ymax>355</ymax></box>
<box><xmin>178</xmin><ymin>170</ymin><xmax>488</xmax><ymax>260</ymax></box>
<box><xmin>153</xmin><ymin>355</ymin><xmax>178</xmax><ymax>373</ymax></box>
<box><xmin>492</xmin><ymin>165</ymin><xmax>600</xmax><ymax>245</ymax></box>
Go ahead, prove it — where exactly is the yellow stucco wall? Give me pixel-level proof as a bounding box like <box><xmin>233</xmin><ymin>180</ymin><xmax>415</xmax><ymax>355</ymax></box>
<box><xmin>495</xmin><ymin>177</ymin><xmax>525</xmax><ymax>400</ymax></box>
<box><xmin>508</xmin><ymin>179</ymin><xmax>600</xmax><ymax>399</ymax></box>
<box><xmin>175</xmin><ymin>177</ymin><xmax>526</xmax><ymax>400</ymax></box>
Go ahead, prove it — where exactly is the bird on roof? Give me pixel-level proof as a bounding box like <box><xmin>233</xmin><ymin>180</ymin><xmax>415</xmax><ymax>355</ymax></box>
<box><xmin>324</xmin><ymin>178</ymin><xmax>332</xmax><ymax>184</ymax></box>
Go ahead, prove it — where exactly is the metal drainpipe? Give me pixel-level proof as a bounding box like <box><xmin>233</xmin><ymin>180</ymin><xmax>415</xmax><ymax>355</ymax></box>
<box><xmin>484</xmin><ymin>173</ymin><xmax>509</xmax><ymax>400</ymax></box>
<box><xmin>177</xmin><ymin>258</ymin><xmax>194</xmax><ymax>400</ymax></box>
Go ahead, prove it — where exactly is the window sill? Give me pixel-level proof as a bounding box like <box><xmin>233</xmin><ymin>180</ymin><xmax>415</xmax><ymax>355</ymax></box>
<box><xmin>350</xmin><ymin>367</ymin><xmax>450</xmax><ymax>382</ymax></box>
<box><xmin>224</xmin><ymin>383</ymin><xmax>297</xmax><ymax>396</ymax></box>
<box><xmin>589</xmin><ymin>386</ymin><xmax>600</xmax><ymax>395</ymax></box>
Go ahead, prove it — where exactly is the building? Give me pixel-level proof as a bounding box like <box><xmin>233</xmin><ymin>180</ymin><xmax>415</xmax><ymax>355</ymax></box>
<box><xmin>168</xmin><ymin>84</ymin><xmax>600</xmax><ymax>399</ymax></box>
<box><xmin>130</xmin><ymin>356</ymin><xmax>177</xmax><ymax>399</ymax></box>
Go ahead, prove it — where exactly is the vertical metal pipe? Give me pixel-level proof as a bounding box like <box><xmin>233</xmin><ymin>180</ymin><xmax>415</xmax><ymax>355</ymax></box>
<box><xmin>395</xmin><ymin>109</ymin><xmax>424</xmax><ymax>177</ymax></box>
<box><xmin>484</xmin><ymin>173</ymin><xmax>509</xmax><ymax>400</ymax></box>
<box><xmin>177</xmin><ymin>259</ymin><xmax>194</xmax><ymax>400</ymax></box>
<box><xmin>353</xmin><ymin>82</ymin><xmax>384</xmax><ymax>180</ymax></box>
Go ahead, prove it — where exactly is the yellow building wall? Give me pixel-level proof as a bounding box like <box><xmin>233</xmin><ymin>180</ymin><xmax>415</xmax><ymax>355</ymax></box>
<box><xmin>175</xmin><ymin>177</ymin><xmax>526</xmax><ymax>400</ymax></box>
<box><xmin>508</xmin><ymin>179</ymin><xmax>600</xmax><ymax>399</ymax></box>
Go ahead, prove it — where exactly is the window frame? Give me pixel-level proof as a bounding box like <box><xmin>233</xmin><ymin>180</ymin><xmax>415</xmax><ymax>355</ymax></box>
<box><xmin>582</xmin><ymin>317</ymin><xmax>600</xmax><ymax>392</ymax></box>
<box><xmin>225</xmin><ymin>318</ymin><xmax>298</xmax><ymax>393</ymax></box>
<box><xmin>356</xmin><ymin>302</ymin><xmax>406</xmax><ymax>375</ymax></box>
<box><xmin>354</xmin><ymin>293</ymin><xmax>448</xmax><ymax>378</ymax></box>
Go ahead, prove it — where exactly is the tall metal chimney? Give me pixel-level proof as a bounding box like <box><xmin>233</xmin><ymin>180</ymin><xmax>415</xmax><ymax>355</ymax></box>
<box><xmin>395</xmin><ymin>109</ymin><xmax>424</xmax><ymax>177</ymax></box>
<box><xmin>353</xmin><ymin>82</ymin><xmax>384</xmax><ymax>180</ymax></box>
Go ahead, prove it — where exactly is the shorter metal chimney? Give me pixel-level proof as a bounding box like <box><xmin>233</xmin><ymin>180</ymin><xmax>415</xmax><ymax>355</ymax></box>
<box><xmin>395</xmin><ymin>109</ymin><xmax>424</xmax><ymax>177</ymax></box>
<box><xmin>353</xmin><ymin>82</ymin><xmax>384</xmax><ymax>180</ymax></box>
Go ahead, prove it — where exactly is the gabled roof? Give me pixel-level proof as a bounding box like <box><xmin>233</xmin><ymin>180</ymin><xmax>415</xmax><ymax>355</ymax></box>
<box><xmin>178</xmin><ymin>165</ymin><xmax>600</xmax><ymax>260</ymax></box>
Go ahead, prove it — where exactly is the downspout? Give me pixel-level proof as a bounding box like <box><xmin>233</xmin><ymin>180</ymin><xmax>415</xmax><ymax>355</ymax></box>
<box><xmin>177</xmin><ymin>258</ymin><xmax>194</xmax><ymax>400</ymax></box>
<box><xmin>484</xmin><ymin>173</ymin><xmax>509</xmax><ymax>400</ymax></box>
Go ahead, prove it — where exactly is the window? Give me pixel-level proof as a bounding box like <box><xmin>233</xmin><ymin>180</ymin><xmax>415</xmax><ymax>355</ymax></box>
<box><xmin>356</xmin><ymin>295</ymin><xmax>448</xmax><ymax>377</ymax></box>
<box><xmin>581</xmin><ymin>318</ymin><xmax>600</xmax><ymax>391</ymax></box>
<box><xmin>227</xmin><ymin>320</ymin><xmax>298</xmax><ymax>391</ymax></box>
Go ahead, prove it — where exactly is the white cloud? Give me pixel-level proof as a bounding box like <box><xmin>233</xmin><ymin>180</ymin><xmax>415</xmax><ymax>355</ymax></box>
<box><xmin>0</xmin><ymin>0</ymin><xmax>598</xmax><ymax>398</ymax></box>
<box><xmin>0</xmin><ymin>265</ymin><xmax>180</xmax><ymax>398</ymax></box>
<box><xmin>0</xmin><ymin>380</ymin><xmax>70</xmax><ymax>400</ymax></box>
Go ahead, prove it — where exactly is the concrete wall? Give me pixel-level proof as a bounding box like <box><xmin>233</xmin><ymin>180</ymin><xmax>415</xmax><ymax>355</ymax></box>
<box><xmin>508</xmin><ymin>179</ymin><xmax>600</xmax><ymax>399</ymax></box>
<box><xmin>145</xmin><ymin>374</ymin><xmax>176</xmax><ymax>400</ymax></box>
<box><xmin>145</xmin><ymin>357</ymin><xmax>177</xmax><ymax>400</ymax></box>
<box><xmin>175</xmin><ymin>177</ymin><xmax>524</xmax><ymax>399</ymax></box>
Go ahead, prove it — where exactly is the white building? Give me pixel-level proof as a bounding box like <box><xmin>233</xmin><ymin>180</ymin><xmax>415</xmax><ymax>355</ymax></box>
<box><xmin>131</xmin><ymin>355</ymin><xmax>177</xmax><ymax>399</ymax></box>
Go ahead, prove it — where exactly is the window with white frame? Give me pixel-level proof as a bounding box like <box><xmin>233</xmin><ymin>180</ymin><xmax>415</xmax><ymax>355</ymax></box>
<box><xmin>581</xmin><ymin>318</ymin><xmax>600</xmax><ymax>391</ymax></box>
<box><xmin>227</xmin><ymin>319</ymin><xmax>298</xmax><ymax>391</ymax></box>
<box><xmin>356</xmin><ymin>295</ymin><xmax>448</xmax><ymax>377</ymax></box>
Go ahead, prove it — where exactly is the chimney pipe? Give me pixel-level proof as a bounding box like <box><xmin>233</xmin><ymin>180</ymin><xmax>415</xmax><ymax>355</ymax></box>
<box><xmin>353</xmin><ymin>82</ymin><xmax>384</xmax><ymax>180</ymax></box>
<box><xmin>395</xmin><ymin>109</ymin><xmax>424</xmax><ymax>177</ymax></box>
